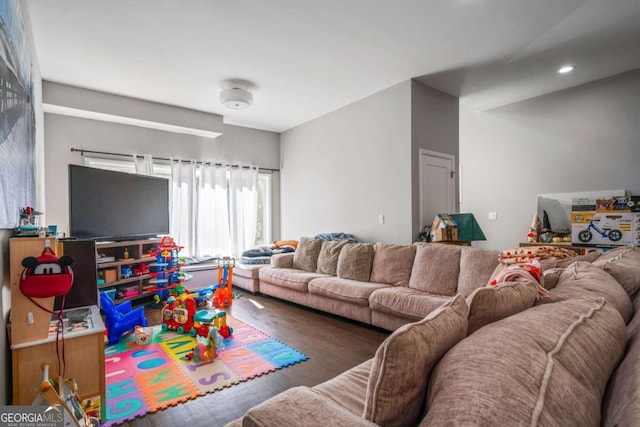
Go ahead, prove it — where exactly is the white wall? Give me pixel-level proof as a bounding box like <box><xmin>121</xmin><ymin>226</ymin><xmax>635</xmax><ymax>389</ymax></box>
<box><xmin>460</xmin><ymin>68</ymin><xmax>640</xmax><ymax>250</ymax></box>
<box><xmin>410</xmin><ymin>80</ymin><xmax>459</xmax><ymax>240</ymax></box>
<box><xmin>42</xmin><ymin>85</ymin><xmax>280</xmax><ymax>238</ymax></box>
<box><xmin>280</xmin><ymin>81</ymin><xmax>412</xmax><ymax>244</ymax></box>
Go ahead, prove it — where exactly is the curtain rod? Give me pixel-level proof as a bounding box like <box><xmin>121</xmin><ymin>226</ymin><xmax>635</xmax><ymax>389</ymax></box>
<box><xmin>70</xmin><ymin>148</ymin><xmax>279</xmax><ymax>173</ymax></box>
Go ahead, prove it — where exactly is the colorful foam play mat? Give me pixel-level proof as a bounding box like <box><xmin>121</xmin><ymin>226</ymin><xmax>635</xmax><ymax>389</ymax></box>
<box><xmin>103</xmin><ymin>316</ymin><xmax>308</xmax><ymax>426</ymax></box>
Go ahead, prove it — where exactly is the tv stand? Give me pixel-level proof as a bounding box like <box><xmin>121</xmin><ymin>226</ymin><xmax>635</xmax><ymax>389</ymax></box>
<box><xmin>96</xmin><ymin>238</ymin><xmax>162</xmax><ymax>303</ymax></box>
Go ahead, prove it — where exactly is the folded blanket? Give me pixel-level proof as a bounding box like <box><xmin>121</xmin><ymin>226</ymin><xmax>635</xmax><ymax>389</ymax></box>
<box><xmin>240</xmin><ymin>256</ymin><xmax>272</xmax><ymax>265</ymax></box>
<box><xmin>490</xmin><ymin>260</ymin><xmax>548</xmax><ymax>299</ymax></box>
<box><xmin>242</xmin><ymin>247</ymin><xmax>273</xmax><ymax>258</ymax></box>
<box><xmin>314</xmin><ymin>232</ymin><xmax>357</xmax><ymax>243</ymax></box>
<box><xmin>498</xmin><ymin>246</ymin><xmax>577</xmax><ymax>264</ymax></box>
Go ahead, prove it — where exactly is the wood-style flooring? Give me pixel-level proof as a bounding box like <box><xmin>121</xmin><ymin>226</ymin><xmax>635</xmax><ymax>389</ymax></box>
<box><xmin>121</xmin><ymin>290</ymin><xmax>388</xmax><ymax>426</ymax></box>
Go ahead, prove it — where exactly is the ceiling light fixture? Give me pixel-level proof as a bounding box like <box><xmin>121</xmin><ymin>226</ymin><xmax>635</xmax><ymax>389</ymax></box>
<box><xmin>220</xmin><ymin>79</ymin><xmax>254</xmax><ymax>110</ymax></box>
<box><xmin>557</xmin><ymin>65</ymin><xmax>575</xmax><ymax>74</ymax></box>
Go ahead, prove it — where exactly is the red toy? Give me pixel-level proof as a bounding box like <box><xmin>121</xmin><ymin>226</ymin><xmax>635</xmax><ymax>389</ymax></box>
<box><xmin>161</xmin><ymin>296</ymin><xmax>197</xmax><ymax>334</ymax></box>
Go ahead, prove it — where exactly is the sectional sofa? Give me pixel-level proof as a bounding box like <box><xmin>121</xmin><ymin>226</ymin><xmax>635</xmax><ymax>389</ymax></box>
<box><xmin>228</xmin><ymin>242</ymin><xmax>640</xmax><ymax>426</ymax></box>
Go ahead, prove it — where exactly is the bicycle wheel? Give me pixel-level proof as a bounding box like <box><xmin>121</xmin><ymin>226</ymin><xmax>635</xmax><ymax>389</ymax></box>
<box><xmin>609</xmin><ymin>229</ymin><xmax>623</xmax><ymax>241</ymax></box>
<box><xmin>578</xmin><ymin>229</ymin><xmax>592</xmax><ymax>242</ymax></box>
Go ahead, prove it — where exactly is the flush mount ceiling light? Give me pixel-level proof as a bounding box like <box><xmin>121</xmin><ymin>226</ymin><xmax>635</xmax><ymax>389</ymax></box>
<box><xmin>220</xmin><ymin>79</ymin><xmax>254</xmax><ymax>110</ymax></box>
<box><xmin>557</xmin><ymin>65</ymin><xmax>575</xmax><ymax>74</ymax></box>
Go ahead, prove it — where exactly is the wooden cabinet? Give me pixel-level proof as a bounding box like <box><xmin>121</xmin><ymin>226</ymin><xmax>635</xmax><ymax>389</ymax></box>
<box><xmin>9</xmin><ymin>237</ymin><xmax>105</xmax><ymax>419</ymax></box>
<box><xmin>96</xmin><ymin>238</ymin><xmax>161</xmax><ymax>303</ymax></box>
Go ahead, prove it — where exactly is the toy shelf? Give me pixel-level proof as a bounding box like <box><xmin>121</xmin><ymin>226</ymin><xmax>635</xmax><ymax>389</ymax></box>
<box><xmin>96</xmin><ymin>238</ymin><xmax>161</xmax><ymax>303</ymax></box>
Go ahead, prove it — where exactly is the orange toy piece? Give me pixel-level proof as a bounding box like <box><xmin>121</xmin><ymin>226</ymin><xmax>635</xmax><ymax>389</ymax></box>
<box><xmin>212</xmin><ymin>257</ymin><xmax>234</xmax><ymax>307</ymax></box>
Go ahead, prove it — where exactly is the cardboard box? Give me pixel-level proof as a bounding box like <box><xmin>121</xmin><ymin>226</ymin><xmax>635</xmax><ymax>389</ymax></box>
<box><xmin>571</xmin><ymin>211</ymin><xmax>634</xmax><ymax>246</ymax></box>
<box><xmin>104</xmin><ymin>269</ymin><xmax>118</xmax><ymax>283</ymax></box>
<box><xmin>430</xmin><ymin>214</ymin><xmax>458</xmax><ymax>242</ymax></box>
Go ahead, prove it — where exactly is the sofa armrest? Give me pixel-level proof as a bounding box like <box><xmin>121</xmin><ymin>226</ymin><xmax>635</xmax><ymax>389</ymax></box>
<box><xmin>242</xmin><ymin>386</ymin><xmax>376</xmax><ymax>427</ymax></box>
<box><xmin>271</xmin><ymin>252</ymin><xmax>294</xmax><ymax>268</ymax></box>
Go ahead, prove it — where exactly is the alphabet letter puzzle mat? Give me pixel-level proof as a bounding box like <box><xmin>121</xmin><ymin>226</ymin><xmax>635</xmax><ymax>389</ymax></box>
<box><xmin>103</xmin><ymin>316</ymin><xmax>308</xmax><ymax>426</ymax></box>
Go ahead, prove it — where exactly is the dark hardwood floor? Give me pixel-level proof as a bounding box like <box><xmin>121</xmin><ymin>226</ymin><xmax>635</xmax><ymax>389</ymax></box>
<box><xmin>121</xmin><ymin>290</ymin><xmax>388</xmax><ymax>426</ymax></box>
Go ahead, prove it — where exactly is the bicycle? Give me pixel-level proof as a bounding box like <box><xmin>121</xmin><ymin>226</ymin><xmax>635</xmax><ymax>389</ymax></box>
<box><xmin>577</xmin><ymin>218</ymin><xmax>623</xmax><ymax>243</ymax></box>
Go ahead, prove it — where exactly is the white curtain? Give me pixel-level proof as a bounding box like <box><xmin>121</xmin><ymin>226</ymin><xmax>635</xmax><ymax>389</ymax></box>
<box><xmin>170</xmin><ymin>161</ymin><xmax>196</xmax><ymax>256</ymax></box>
<box><xmin>196</xmin><ymin>164</ymin><xmax>231</xmax><ymax>257</ymax></box>
<box><xmin>229</xmin><ymin>166</ymin><xmax>259</xmax><ymax>257</ymax></box>
<box><xmin>133</xmin><ymin>154</ymin><xmax>154</xmax><ymax>175</ymax></box>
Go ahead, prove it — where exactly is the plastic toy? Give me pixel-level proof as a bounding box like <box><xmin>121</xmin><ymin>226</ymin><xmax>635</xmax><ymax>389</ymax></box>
<box><xmin>183</xmin><ymin>326</ymin><xmax>225</xmax><ymax>363</ymax></box>
<box><xmin>121</xmin><ymin>267</ymin><xmax>133</xmax><ymax>279</ymax></box>
<box><xmin>100</xmin><ymin>291</ymin><xmax>148</xmax><ymax>345</ymax></box>
<box><xmin>212</xmin><ymin>257</ymin><xmax>234</xmax><ymax>308</ymax></box>
<box><xmin>189</xmin><ymin>310</ymin><xmax>233</xmax><ymax>338</ymax></box>
<box><xmin>148</xmin><ymin>236</ymin><xmax>185</xmax><ymax>303</ymax></box>
<box><xmin>161</xmin><ymin>296</ymin><xmax>197</xmax><ymax>334</ymax></box>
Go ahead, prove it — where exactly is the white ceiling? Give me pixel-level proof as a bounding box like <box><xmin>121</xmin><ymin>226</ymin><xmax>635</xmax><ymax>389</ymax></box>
<box><xmin>26</xmin><ymin>0</ymin><xmax>640</xmax><ymax>133</ymax></box>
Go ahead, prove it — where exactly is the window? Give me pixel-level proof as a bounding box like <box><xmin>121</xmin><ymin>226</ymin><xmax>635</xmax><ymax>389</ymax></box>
<box><xmin>83</xmin><ymin>157</ymin><xmax>273</xmax><ymax>251</ymax></box>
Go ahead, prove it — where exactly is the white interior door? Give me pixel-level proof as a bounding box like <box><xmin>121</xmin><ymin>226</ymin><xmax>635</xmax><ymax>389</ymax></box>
<box><xmin>419</xmin><ymin>149</ymin><xmax>456</xmax><ymax>229</ymax></box>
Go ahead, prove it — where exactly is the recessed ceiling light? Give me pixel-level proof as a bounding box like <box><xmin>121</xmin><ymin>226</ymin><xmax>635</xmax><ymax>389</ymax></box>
<box><xmin>558</xmin><ymin>65</ymin><xmax>575</xmax><ymax>74</ymax></box>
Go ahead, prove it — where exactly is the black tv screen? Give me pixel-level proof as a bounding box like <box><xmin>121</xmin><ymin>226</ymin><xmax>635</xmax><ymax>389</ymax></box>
<box><xmin>69</xmin><ymin>165</ymin><xmax>170</xmax><ymax>241</ymax></box>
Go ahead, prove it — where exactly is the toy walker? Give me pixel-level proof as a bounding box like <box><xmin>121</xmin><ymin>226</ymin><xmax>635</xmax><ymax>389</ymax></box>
<box><xmin>212</xmin><ymin>257</ymin><xmax>234</xmax><ymax>308</ymax></box>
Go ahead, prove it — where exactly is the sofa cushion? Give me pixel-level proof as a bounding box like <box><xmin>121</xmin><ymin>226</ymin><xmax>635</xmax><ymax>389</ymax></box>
<box><xmin>537</xmin><ymin>262</ymin><xmax>633</xmax><ymax>324</ymax></box>
<box><xmin>409</xmin><ymin>244</ymin><xmax>462</xmax><ymax>296</ymax></box>
<box><xmin>466</xmin><ymin>281</ymin><xmax>538</xmax><ymax>335</ymax></box>
<box><xmin>369</xmin><ymin>243</ymin><xmax>416</xmax><ymax>286</ymax></box>
<box><xmin>457</xmin><ymin>247</ymin><xmax>500</xmax><ymax>297</ymax></box>
<box><xmin>369</xmin><ymin>287</ymin><xmax>452</xmax><ymax>321</ymax></box>
<box><xmin>243</xmin><ymin>386</ymin><xmax>376</xmax><ymax>427</ymax></box>
<box><xmin>364</xmin><ymin>294</ymin><xmax>467</xmax><ymax>427</ymax></box>
<box><xmin>337</xmin><ymin>243</ymin><xmax>374</xmax><ymax>282</ymax></box>
<box><xmin>293</xmin><ymin>237</ymin><xmax>323</xmax><ymax>272</ymax></box>
<box><xmin>316</xmin><ymin>240</ymin><xmax>348</xmax><ymax>276</ymax></box>
<box><xmin>234</xmin><ymin>263</ymin><xmax>264</xmax><ymax>279</ymax></box>
<box><xmin>541</xmin><ymin>267</ymin><xmax>564</xmax><ymax>290</ymax></box>
<box><xmin>309</xmin><ymin>277</ymin><xmax>390</xmax><ymax>306</ymax></box>
<box><xmin>594</xmin><ymin>246</ymin><xmax>640</xmax><ymax>298</ymax></box>
<box><xmin>423</xmin><ymin>297</ymin><xmax>626</xmax><ymax>427</ymax></box>
<box><xmin>314</xmin><ymin>359</ymin><xmax>372</xmax><ymax>416</ymax></box>
<box><xmin>259</xmin><ymin>267</ymin><xmax>328</xmax><ymax>292</ymax></box>
<box><xmin>539</xmin><ymin>251</ymin><xmax>602</xmax><ymax>270</ymax></box>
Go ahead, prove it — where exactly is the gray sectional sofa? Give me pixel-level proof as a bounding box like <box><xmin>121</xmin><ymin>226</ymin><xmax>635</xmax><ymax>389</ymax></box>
<box><xmin>229</xmin><ymin>243</ymin><xmax>640</xmax><ymax>426</ymax></box>
<box><xmin>259</xmin><ymin>239</ymin><xmax>501</xmax><ymax>330</ymax></box>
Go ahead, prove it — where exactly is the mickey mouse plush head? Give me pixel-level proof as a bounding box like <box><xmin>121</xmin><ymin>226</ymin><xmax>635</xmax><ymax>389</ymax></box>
<box><xmin>20</xmin><ymin>248</ymin><xmax>74</xmax><ymax>299</ymax></box>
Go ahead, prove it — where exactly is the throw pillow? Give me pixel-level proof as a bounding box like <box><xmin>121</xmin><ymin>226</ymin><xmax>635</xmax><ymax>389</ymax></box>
<box><xmin>336</xmin><ymin>243</ymin><xmax>374</xmax><ymax>282</ymax></box>
<box><xmin>409</xmin><ymin>243</ymin><xmax>463</xmax><ymax>296</ymax></box>
<box><xmin>593</xmin><ymin>246</ymin><xmax>640</xmax><ymax>298</ymax></box>
<box><xmin>292</xmin><ymin>237</ymin><xmax>323</xmax><ymax>272</ymax></box>
<box><xmin>466</xmin><ymin>281</ymin><xmax>538</xmax><ymax>335</ymax></box>
<box><xmin>369</xmin><ymin>243</ymin><xmax>416</xmax><ymax>286</ymax></box>
<box><xmin>316</xmin><ymin>240</ymin><xmax>348</xmax><ymax>276</ymax></box>
<box><xmin>457</xmin><ymin>247</ymin><xmax>500</xmax><ymax>297</ymax></box>
<box><xmin>364</xmin><ymin>294</ymin><xmax>468</xmax><ymax>427</ymax></box>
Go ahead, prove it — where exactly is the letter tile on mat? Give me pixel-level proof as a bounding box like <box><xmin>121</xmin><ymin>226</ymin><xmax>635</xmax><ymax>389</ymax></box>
<box><xmin>103</xmin><ymin>317</ymin><xmax>308</xmax><ymax>427</ymax></box>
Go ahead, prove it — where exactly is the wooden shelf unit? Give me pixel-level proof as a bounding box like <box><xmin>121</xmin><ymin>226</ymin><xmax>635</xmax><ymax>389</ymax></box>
<box><xmin>96</xmin><ymin>238</ymin><xmax>161</xmax><ymax>303</ymax></box>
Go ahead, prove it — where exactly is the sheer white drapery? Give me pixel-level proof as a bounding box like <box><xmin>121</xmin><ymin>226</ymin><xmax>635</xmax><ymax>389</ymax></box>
<box><xmin>196</xmin><ymin>164</ymin><xmax>231</xmax><ymax>257</ymax></box>
<box><xmin>170</xmin><ymin>161</ymin><xmax>196</xmax><ymax>256</ymax></box>
<box><xmin>133</xmin><ymin>154</ymin><xmax>154</xmax><ymax>175</ymax></box>
<box><xmin>229</xmin><ymin>166</ymin><xmax>259</xmax><ymax>257</ymax></box>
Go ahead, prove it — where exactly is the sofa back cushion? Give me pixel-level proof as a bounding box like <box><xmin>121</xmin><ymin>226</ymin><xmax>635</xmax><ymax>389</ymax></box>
<box><xmin>292</xmin><ymin>237</ymin><xmax>323</xmax><ymax>272</ymax></box>
<box><xmin>409</xmin><ymin>244</ymin><xmax>463</xmax><ymax>296</ymax></box>
<box><xmin>593</xmin><ymin>246</ymin><xmax>640</xmax><ymax>298</ymax></box>
<box><xmin>336</xmin><ymin>243</ymin><xmax>374</xmax><ymax>282</ymax></box>
<box><xmin>538</xmin><ymin>261</ymin><xmax>633</xmax><ymax>324</ymax></box>
<box><xmin>423</xmin><ymin>297</ymin><xmax>626</xmax><ymax>427</ymax></box>
<box><xmin>316</xmin><ymin>240</ymin><xmax>348</xmax><ymax>276</ymax></box>
<box><xmin>466</xmin><ymin>281</ymin><xmax>537</xmax><ymax>335</ymax></box>
<box><xmin>369</xmin><ymin>243</ymin><xmax>416</xmax><ymax>286</ymax></box>
<box><xmin>364</xmin><ymin>294</ymin><xmax>468</xmax><ymax>427</ymax></box>
<box><xmin>457</xmin><ymin>247</ymin><xmax>500</xmax><ymax>297</ymax></box>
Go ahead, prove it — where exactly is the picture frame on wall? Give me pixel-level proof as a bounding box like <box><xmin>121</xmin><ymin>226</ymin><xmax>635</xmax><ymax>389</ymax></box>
<box><xmin>0</xmin><ymin>0</ymin><xmax>35</xmax><ymax>229</ymax></box>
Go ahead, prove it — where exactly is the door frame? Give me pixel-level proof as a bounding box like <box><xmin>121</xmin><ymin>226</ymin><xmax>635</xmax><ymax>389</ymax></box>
<box><xmin>418</xmin><ymin>149</ymin><xmax>456</xmax><ymax>230</ymax></box>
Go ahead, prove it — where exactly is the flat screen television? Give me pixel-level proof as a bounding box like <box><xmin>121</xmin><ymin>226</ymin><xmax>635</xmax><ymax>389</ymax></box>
<box><xmin>69</xmin><ymin>164</ymin><xmax>170</xmax><ymax>241</ymax></box>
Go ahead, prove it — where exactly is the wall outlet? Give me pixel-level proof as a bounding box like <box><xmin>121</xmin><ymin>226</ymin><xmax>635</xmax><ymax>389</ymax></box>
<box><xmin>378</xmin><ymin>214</ymin><xmax>385</xmax><ymax>224</ymax></box>
<box><xmin>27</xmin><ymin>311</ymin><xmax>34</xmax><ymax>324</ymax></box>
<box><xmin>488</xmin><ymin>212</ymin><xmax>497</xmax><ymax>221</ymax></box>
